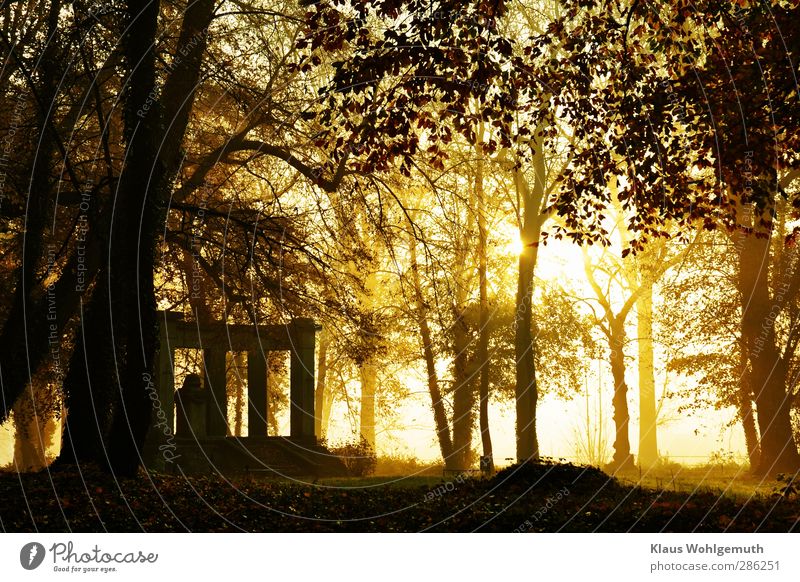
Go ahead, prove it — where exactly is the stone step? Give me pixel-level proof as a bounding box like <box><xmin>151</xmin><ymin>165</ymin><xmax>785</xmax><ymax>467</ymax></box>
<box><xmin>165</xmin><ymin>437</ymin><xmax>347</xmax><ymax>477</ymax></box>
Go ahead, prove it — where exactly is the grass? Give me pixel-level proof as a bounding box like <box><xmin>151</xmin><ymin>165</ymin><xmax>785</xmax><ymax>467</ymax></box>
<box><xmin>613</xmin><ymin>463</ymin><xmax>782</xmax><ymax>499</ymax></box>
<box><xmin>319</xmin><ymin>476</ymin><xmax>445</xmax><ymax>487</ymax></box>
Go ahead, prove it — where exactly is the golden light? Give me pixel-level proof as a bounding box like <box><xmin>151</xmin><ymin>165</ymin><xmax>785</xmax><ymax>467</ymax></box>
<box><xmin>506</xmin><ymin>234</ymin><xmax>524</xmax><ymax>256</ymax></box>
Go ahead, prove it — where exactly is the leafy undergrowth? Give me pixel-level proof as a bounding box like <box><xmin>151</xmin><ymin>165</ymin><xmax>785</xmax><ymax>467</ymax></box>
<box><xmin>1</xmin><ymin>461</ymin><xmax>798</xmax><ymax>532</ymax></box>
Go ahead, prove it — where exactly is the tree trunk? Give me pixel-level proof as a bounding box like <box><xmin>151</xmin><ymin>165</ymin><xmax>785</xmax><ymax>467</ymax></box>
<box><xmin>738</xmin><ymin>342</ymin><xmax>761</xmax><ymax>470</ymax></box>
<box><xmin>17</xmin><ymin>225</ymin><xmax>102</xmax><ymax>466</ymax></box>
<box><xmin>358</xmin><ymin>362</ymin><xmax>377</xmax><ymax>450</ymax></box>
<box><xmin>267</xmin><ymin>360</ymin><xmax>280</xmax><ymax>436</ymax></box>
<box><xmin>514</xmin><ymin>150</ymin><xmax>544</xmax><ymax>463</ymax></box>
<box><xmin>450</xmin><ymin>189</ymin><xmax>477</xmax><ymax>473</ymax></box>
<box><xmin>740</xmin><ymin>389</ymin><xmax>761</xmax><ymax>470</ymax></box>
<box><xmin>12</xmin><ymin>402</ymin><xmax>48</xmax><ymax>471</ymax></box>
<box><xmin>608</xmin><ymin>317</ymin><xmax>634</xmax><ymax>470</ymax></box>
<box><xmin>751</xmin><ymin>347</ymin><xmax>798</xmax><ymax>474</ymax></box>
<box><xmin>476</xmin><ymin>124</ymin><xmax>493</xmax><ymax>473</ymax></box>
<box><xmin>103</xmin><ymin>0</ymin><xmax>165</xmax><ymax>476</ymax></box>
<box><xmin>60</xmin><ymin>0</ymin><xmax>165</xmax><ymax>473</ymax></box>
<box><xmin>59</xmin><ymin>286</ymin><xmax>118</xmax><ymax>466</ymax></box>
<box><xmin>738</xmin><ymin>229</ymin><xmax>800</xmax><ymax>474</ymax></box>
<box><xmin>61</xmin><ymin>0</ymin><xmax>217</xmax><ymax>476</ymax></box>
<box><xmin>515</xmin><ymin>250</ymin><xmax>539</xmax><ymax>463</ymax></box>
<box><xmin>231</xmin><ymin>352</ymin><xmax>246</xmax><ymax>436</ymax></box>
<box><xmin>315</xmin><ymin>328</ymin><xmax>330</xmax><ymax>439</ymax></box>
<box><xmin>320</xmin><ymin>377</ymin><xmax>334</xmax><ymax>442</ymax></box>
<box><xmin>356</xmin><ymin>266</ymin><xmax>380</xmax><ymax>451</ymax></box>
<box><xmin>636</xmin><ymin>284</ymin><xmax>659</xmax><ymax>469</ymax></box>
<box><xmin>451</xmin><ymin>308</ymin><xmax>476</xmax><ymax>471</ymax></box>
<box><xmin>409</xmin><ymin>236</ymin><xmax>454</xmax><ymax>465</ymax></box>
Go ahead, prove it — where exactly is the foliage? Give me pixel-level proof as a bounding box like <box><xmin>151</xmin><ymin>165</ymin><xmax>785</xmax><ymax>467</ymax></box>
<box><xmin>298</xmin><ymin>0</ymin><xmax>522</xmax><ymax>177</ymax></box>
<box><xmin>540</xmin><ymin>0</ymin><xmax>800</xmax><ymax>244</ymax></box>
<box><xmin>375</xmin><ymin>454</ymin><xmax>442</xmax><ymax>476</ymax></box>
<box><xmin>772</xmin><ymin>473</ymin><xmax>800</xmax><ymax>500</ymax></box>
<box><xmin>329</xmin><ymin>437</ymin><xmax>378</xmax><ymax>477</ymax></box>
<box><xmin>299</xmin><ymin>1</ymin><xmax>798</xmax><ymax>248</ymax></box>
<box><xmin>4</xmin><ymin>462</ymin><xmax>799</xmax><ymax>532</ymax></box>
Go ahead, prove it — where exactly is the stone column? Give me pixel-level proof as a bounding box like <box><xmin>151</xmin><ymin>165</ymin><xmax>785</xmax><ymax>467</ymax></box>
<box><xmin>289</xmin><ymin>319</ymin><xmax>317</xmax><ymax>441</ymax></box>
<box><xmin>204</xmin><ymin>349</ymin><xmax>228</xmax><ymax>436</ymax></box>
<box><xmin>247</xmin><ymin>349</ymin><xmax>268</xmax><ymax>437</ymax></box>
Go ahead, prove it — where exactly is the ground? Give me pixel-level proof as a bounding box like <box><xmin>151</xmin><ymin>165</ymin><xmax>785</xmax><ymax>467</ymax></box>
<box><xmin>0</xmin><ymin>461</ymin><xmax>798</xmax><ymax>532</ymax></box>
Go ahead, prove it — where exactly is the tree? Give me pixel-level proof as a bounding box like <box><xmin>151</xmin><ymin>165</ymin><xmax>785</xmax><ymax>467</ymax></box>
<box><xmin>407</xmin><ymin>221</ymin><xmax>455</xmax><ymax>465</ymax></box>
<box><xmin>57</xmin><ymin>0</ymin><xmax>216</xmax><ymax>475</ymax></box>
<box><xmin>541</xmin><ymin>0</ymin><xmax>800</xmax><ymax>473</ymax></box>
<box><xmin>1</xmin><ymin>0</ymin><xmax>373</xmax><ymax>474</ymax></box>
<box><xmin>475</xmin><ymin>122</ymin><xmax>493</xmax><ymax>471</ymax></box>
<box><xmin>581</xmin><ymin>190</ymin><xmax>692</xmax><ymax>470</ymax></box>
<box><xmin>5</xmin><ymin>0</ymin><xmax>797</xmax><ymax>478</ymax></box>
<box><xmin>661</xmin><ymin>228</ymin><xmax>762</xmax><ymax>469</ymax></box>
<box><xmin>300</xmin><ymin>0</ymin><xmax>591</xmax><ymax>463</ymax></box>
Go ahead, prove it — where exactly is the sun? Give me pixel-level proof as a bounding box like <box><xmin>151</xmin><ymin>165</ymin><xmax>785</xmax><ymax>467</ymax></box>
<box><xmin>507</xmin><ymin>235</ymin><xmax>523</xmax><ymax>256</ymax></box>
<box><xmin>496</xmin><ymin>222</ymin><xmax>524</xmax><ymax>256</ymax></box>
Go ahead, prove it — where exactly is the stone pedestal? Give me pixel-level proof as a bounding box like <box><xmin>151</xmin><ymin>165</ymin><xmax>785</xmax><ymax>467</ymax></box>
<box><xmin>144</xmin><ymin>312</ymin><xmax>321</xmax><ymax>471</ymax></box>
